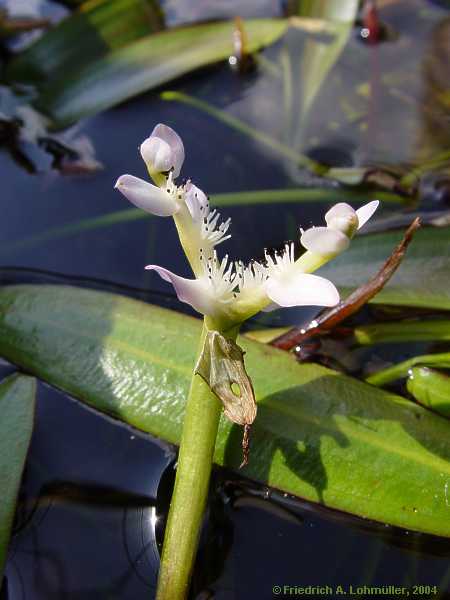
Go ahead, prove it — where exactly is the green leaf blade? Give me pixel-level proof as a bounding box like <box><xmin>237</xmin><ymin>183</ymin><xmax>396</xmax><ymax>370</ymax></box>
<box><xmin>7</xmin><ymin>0</ymin><xmax>165</xmax><ymax>84</ymax></box>
<box><xmin>354</xmin><ymin>320</ymin><xmax>450</xmax><ymax>345</ymax></box>
<box><xmin>0</xmin><ymin>284</ymin><xmax>450</xmax><ymax>537</ymax></box>
<box><xmin>11</xmin><ymin>19</ymin><xmax>287</xmax><ymax>127</ymax></box>
<box><xmin>407</xmin><ymin>367</ymin><xmax>450</xmax><ymax>418</ymax></box>
<box><xmin>0</xmin><ymin>373</ymin><xmax>36</xmax><ymax>579</ymax></box>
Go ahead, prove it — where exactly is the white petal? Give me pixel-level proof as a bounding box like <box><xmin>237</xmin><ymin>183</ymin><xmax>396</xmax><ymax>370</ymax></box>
<box><xmin>265</xmin><ymin>273</ymin><xmax>340</xmax><ymax>308</ymax></box>
<box><xmin>325</xmin><ymin>202</ymin><xmax>355</xmax><ymax>226</ymax></box>
<box><xmin>114</xmin><ymin>174</ymin><xmax>178</xmax><ymax>216</ymax></box>
<box><xmin>325</xmin><ymin>202</ymin><xmax>358</xmax><ymax>235</ymax></box>
<box><xmin>300</xmin><ymin>227</ymin><xmax>350</xmax><ymax>255</ymax></box>
<box><xmin>356</xmin><ymin>200</ymin><xmax>379</xmax><ymax>229</ymax></box>
<box><xmin>145</xmin><ymin>265</ymin><xmax>213</xmax><ymax>316</ymax></box>
<box><xmin>141</xmin><ymin>123</ymin><xmax>185</xmax><ymax>177</ymax></box>
<box><xmin>184</xmin><ymin>182</ymin><xmax>208</xmax><ymax>220</ymax></box>
<box><xmin>140</xmin><ymin>137</ymin><xmax>173</xmax><ymax>173</ymax></box>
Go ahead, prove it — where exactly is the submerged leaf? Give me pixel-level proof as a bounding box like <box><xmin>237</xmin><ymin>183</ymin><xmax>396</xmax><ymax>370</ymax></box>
<box><xmin>1</xmin><ymin>284</ymin><xmax>450</xmax><ymax>536</ymax></box>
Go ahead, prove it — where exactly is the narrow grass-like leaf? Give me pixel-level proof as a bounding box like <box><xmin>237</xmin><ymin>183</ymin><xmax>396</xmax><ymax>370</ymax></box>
<box><xmin>407</xmin><ymin>367</ymin><xmax>450</xmax><ymax>418</ymax></box>
<box><xmin>0</xmin><ymin>187</ymin><xmax>396</xmax><ymax>259</ymax></box>
<box><xmin>0</xmin><ymin>284</ymin><xmax>450</xmax><ymax>536</ymax></box>
<box><xmin>161</xmin><ymin>90</ymin><xmax>322</xmax><ymax>172</ymax></box>
<box><xmin>354</xmin><ymin>320</ymin><xmax>450</xmax><ymax>345</ymax></box>
<box><xmin>0</xmin><ymin>374</ymin><xmax>36</xmax><ymax>579</ymax></box>
<box><xmin>367</xmin><ymin>353</ymin><xmax>450</xmax><ymax>387</ymax></box>
<box><xmin>319</xmin><ymin>226</ymin><xmax>450</xmax><ymax>311</ymax></box>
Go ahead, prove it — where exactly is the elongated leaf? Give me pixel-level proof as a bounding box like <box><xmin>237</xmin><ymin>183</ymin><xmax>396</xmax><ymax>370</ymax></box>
<box><xmin>407</xmin><ymin>367</ymin><xmax>450</xmax><ymax>418</ymax></box>
<box><xmin>0</xmin><ymin>374</ymin><xmax>36</xmax><ymax>579</ymax></box>
<box><xmin>0</xmin><ymin>285</ymin><xmax>450</xmax><ymax>536</ymax></box>
<box><xmin>0</xmin><ymin>188</ymin><xmax>395</xmax><ymax>258</ymax></box>
<box><xmin>320</xmin><ymin>226</ymin><xmax>450</xmax><ymax>310</ymax></box>
<box><xmin>354</xmin><ymin>320</ymin><xmax>450</xmax><ymax>345</ymax></box>
<box><xmin>13</xmin><ymin>19</ymin><xmax>287</xmax><ymax>127</ymax></box>
<box><xmin>7</xmin><ymin>0</ymin><xmax>164</xmax><ymax>84</ymax></box>
<box><xmin>0</xmin><ymin>187</ymin><xmax>394</xmax><ymax>259</ymax></box>
<box><xmin>367</xmin><ymin>353</ymin><xmax>450</xmax><ymax>387</ymax></box>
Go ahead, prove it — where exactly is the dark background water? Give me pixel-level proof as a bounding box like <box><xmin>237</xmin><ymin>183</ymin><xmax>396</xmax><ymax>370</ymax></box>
<box><xmin>1</xmin><ymin>0</ymin><xmax>450</xmax><ymax>598</ymax></box>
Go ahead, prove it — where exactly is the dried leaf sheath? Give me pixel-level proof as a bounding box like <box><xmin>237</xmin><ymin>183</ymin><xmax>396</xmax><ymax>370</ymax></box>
<box><xmin>195</xmin><ymin>330</ymin><xmax>257</xmax><ymax>427</ymax></box>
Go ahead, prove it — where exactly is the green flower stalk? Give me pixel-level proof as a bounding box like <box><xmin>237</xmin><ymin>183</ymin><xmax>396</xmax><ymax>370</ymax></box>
<box><xmin>115</xmin><ymin>123</ymin><xmax>379</xmax><ymax>599</ymax></box>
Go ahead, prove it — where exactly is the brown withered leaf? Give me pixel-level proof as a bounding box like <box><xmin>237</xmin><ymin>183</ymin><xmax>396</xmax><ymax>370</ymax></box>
<box><xmin>271</xmin><ymin>217</ymin><xmax>421</xmax><ymax>352</ymax></box>
<box><xmin>195</xmin><ymin>330</ymin><xmax>257</xmax><ymax>467</ymax></box>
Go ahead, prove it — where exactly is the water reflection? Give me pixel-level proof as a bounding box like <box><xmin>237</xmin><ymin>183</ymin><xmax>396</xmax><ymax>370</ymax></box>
<box><xmin>4</xmin><ymin>381</ymin><xmax>175</xmax><ymax>599</ymax></box>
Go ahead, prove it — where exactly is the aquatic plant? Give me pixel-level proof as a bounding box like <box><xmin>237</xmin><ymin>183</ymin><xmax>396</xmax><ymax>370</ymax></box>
<box><xmin>115</xmin><ymin>123</ymin><xmax>378</xmax><ymax>599</ymax></box>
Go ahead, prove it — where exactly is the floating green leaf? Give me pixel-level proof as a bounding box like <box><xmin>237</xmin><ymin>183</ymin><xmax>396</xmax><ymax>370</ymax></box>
<box><xmin>407</xmin><ymin>367</ymin><xmax>450</xmax><ymax>419</ymax></box>
<box><xmin>1</xmin><ymin>284</ymin><xmax>450</xmax><ymax>536</ymax></box>
<box><xmin>0</xmin><ymin>374</ymin><xmax>36</xmax><ymax>579</ymax></box>
<box><xmin>9</xmin><ymin>19</ymin><xmax>287</xmax><ymax>127</ymax></box>
<box><xmin>320</xmin><ymin>226</ymin><xmax>450</xmax><ymax>311</ymax></box>
<box><xmin>7</xmin><ymin>0</ymin><xmax>164</xmax><ymax>84</ymax></box>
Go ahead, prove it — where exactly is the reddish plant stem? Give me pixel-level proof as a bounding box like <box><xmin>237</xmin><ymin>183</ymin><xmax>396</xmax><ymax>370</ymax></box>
<box><xmin>270</xmin><ymin>218</ymin><xmax>421</xmax><ymax>351</ymax></box>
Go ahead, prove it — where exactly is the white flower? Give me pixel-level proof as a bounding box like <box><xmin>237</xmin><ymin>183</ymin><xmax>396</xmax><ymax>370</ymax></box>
<box><xmin>113</xmin><ymin>124</ymin><xmax>377</xmax><ymax>329</ymax></box>
<box><xmin>140</xmin><ymin>123</ymin><xmax>185</xmax><ymax>179</ymax></box>
<box><xmin>146</xmin><ymin>243</ymin><xmax>339</xmax><ymax>325</ymax></box>
<box><xmin>145</xmin><ymin>252</ymin><xmax>237</xmax><ymax>319</ymax></box>
<box><xmin>262</xmin><ymin>243</ymin><xmax>339</xmax><ymax>310</ymax></box>
<box><xmin>300</xmin><ymin>200</ymin><xmax>379</xmax><ymax>257</ymax></box>
<box><xmin>115</xmin><ymin>144</ymin><xmax>231</xmax><ymax>273</ymax></box>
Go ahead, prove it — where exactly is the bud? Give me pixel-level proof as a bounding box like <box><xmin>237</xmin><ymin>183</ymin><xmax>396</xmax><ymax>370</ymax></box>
<box><xmin>140</xmin><ymin>124</ymin><xmax>185</xmax><ymax>186</ymax></box>
<box><xmin>325</xmin><ymin>202</ymin><xmax>359</xmax><ymax>238</ymax></box>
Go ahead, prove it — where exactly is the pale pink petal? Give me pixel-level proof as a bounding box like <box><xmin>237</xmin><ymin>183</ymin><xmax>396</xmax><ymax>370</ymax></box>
<box><xmin>141</xmin><ymin>124</ymin><xmax>185</xmax><ymax>177</ymax></box>
<box><xmin>114</xmin><ymin>174</ymin><xmax>178</xmax><ymax>216</ymax></box>
<box><xmin>265</xmin><ymin>273</ymin><xmax>340</xmax><ymax>308</ymax></box>
<box><xmin>184</xmin><ymin>182</ymin><xmax>208</xmax><ymax>220</ymax></box>
<box><xmin>356</xmin><ymin>200</ymin><xmax>379</xmax><ymax>229</ymax></box>
<box><xmin>140</xmin><ymin>137</ymin><xmax>173</xmax><ymax>174</ymax></box>
<box><xmin>300</xmin><ymin>227</ymin><xmax>350</xmax><ymax>255</ymax></box>
<box><xmin>145</xmin><ymin>265</ymin><xmax>212</xmax><ymax>316</ymax></box>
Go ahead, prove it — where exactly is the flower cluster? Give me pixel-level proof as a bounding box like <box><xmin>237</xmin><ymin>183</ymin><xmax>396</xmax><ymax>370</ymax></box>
<box><xmin>115</xmin><ymin>124</ymin><xmax>378</xmax><ymax>330</ymax></box>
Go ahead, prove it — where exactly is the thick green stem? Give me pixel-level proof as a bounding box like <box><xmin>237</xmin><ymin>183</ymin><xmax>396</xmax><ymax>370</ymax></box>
<box><xmin>156</xmin><ymin>322</ymin><xmax>234</xmax><ymax>600</ymax></box>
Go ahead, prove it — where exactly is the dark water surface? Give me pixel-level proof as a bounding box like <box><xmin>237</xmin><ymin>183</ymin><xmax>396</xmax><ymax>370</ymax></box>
<box><xmin>1</xmin><ymin>0</ymin><xmax>450</xmax><ymax>598</ymax></box>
